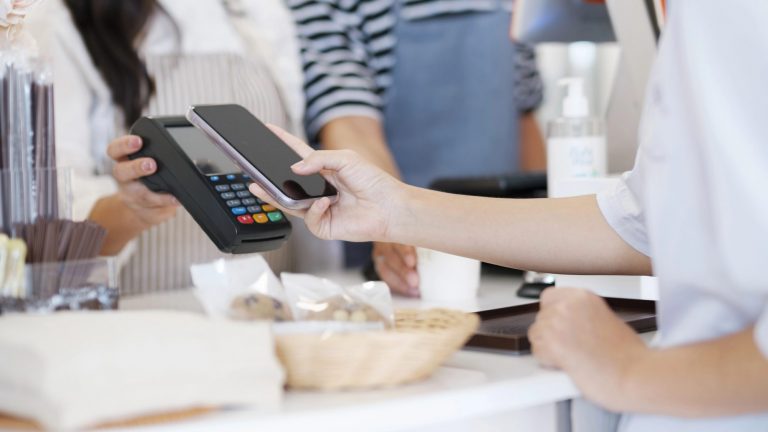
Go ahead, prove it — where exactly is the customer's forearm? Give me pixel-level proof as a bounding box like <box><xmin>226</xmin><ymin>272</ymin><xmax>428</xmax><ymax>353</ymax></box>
<box><xmin>319</xmin><ymin>116</ymin><xmax>401</xmax><ymax>178</ymax></box>
<box><xmin>617</xmin><ymin>327</ymin><xmax>768</xmax><ymax>417</ymax></box>
<box><xmin>390</xmin><ymin>188</ymin><xmax>651</xmax><ymax>276</ymax></box>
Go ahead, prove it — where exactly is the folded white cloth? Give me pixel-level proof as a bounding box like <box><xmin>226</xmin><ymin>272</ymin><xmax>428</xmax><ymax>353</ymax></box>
<box><xmin>0</xmin><ymin>311</ymin><xmax>284</xmax><ymax>430</ymax></box>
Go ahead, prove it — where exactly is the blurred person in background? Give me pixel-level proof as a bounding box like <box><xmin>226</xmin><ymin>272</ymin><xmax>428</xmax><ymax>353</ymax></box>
<box><xmin>288</xmin><ymin>0</ymin><xmax>546</xmax><ymax>297</ymax></box>
<box><xmin>26</xmin><ymin>0</ymin><xmax>304</xmax><ymax>294</ymax></box>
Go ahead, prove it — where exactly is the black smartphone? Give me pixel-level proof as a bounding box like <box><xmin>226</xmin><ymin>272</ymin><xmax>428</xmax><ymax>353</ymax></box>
<box><xmin>187</xmin><ymin>104</ymin><xmax>338</xmax><ymax>210</ymax></box>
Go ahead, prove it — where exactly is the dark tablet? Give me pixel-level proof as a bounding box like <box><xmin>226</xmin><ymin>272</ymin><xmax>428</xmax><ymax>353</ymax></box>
<box><xmin>465</xmin><ymin>297</ymin><xmax>656</xmax><ymax>354</ymax></box>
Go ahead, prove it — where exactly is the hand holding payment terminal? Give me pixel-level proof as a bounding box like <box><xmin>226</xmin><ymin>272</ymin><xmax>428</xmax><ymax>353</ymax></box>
<box><xmin>128</xmin><ymin>116</ymin><xmax>291</xmax><ymax>254</ymax></box>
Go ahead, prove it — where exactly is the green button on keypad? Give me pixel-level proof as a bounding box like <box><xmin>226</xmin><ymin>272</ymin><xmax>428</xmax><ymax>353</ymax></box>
<box><xmin>267</xmin><ymin>211</ymin><xmax>283</xmax><ymax>222</ymax></box>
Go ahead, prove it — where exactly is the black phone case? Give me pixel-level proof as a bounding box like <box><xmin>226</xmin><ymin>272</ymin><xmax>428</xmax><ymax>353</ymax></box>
<box><xmin>188</xmin><ymin>104</ymin><xmax>338</xmax><ymax>209</ymax></box>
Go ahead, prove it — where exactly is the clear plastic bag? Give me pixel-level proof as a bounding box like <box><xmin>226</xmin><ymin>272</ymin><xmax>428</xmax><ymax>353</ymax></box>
<box><xmin>191</xmin><ymin>256</ymin><xmax>292</xmax><ymax>322</ymax></box>
<box><xmin>280</xmin><ymin>273</ymin><xmax>394</xmax><ymax>328</ymax></box>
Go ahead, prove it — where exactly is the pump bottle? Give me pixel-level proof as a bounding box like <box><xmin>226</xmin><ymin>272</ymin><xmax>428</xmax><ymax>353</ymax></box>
<box><xmin>546</xmin><ymin>78</ymin><xmax>607</xmax><ymax>197</ymax></box>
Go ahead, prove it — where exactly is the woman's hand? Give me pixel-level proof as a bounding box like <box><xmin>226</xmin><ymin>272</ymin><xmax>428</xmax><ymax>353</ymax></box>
<box><xmin>248</xmin><ymin>125</ymin><xmax>406</xmax><ymax>243</ymax></box>
<box><xmin>106</xmin><ymin>135</ymin><xmax>179</xmax><ymax>228</ymax></box>
<box><xmin>528</xmin><ymin>288</ymin><xmax>649</xmax><ymax>411</ymax></box>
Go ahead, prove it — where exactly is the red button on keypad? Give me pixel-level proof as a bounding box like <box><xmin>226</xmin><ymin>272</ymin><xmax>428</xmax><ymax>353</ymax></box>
<box><xmin>237</xmin><ymin>215</ymin><xmax>254</xmax><ymax>224</ymax></box>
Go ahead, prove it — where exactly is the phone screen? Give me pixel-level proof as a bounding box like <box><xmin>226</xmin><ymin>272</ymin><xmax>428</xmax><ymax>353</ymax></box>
<box><xmin>191</xmin><ymin>105</ymin><xmax>335</xmax><ymax>200</ymax></box>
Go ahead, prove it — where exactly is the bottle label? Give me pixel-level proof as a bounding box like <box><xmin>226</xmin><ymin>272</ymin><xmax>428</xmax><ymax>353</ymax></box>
<box><xmin>547</xmin><ymin>136</ymin><xmax>607</xmax><ymax>178</ymax></box>
<box><xmin>546</xmin><ymin>136</ymin><xmax>607</xmax><ymax>197</ymax></box>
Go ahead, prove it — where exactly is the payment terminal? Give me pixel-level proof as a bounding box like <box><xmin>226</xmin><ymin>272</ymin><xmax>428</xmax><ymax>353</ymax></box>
<box><xmin>128</xmin><ymin>116</ymin><xmax>291</xmax><ymax>254</ymax></box>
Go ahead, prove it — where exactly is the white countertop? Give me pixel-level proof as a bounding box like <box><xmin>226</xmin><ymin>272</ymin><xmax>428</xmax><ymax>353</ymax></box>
<box><xmin>121</xmin><ymin>271</ymin><xmax>536</xmax><ymax>313</ymax></box>
<box><xmin>109</xmin><ymin>352</ymin><xmax>576</xmax><ymax>432</ymax></box>
<box><xmin>117</xmin><ymin>271</ymin><xmax>580</xmax><ymax>432</ymax></box>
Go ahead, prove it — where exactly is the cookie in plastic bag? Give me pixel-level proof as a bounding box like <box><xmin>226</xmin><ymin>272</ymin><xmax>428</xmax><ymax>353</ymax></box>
<box><xmin>191</xmin><ymin>256</ymin><xmax>292</xmax><ymax>322</ymax></box>
<box><xmin>280</xmin><ymin>273</ymin><xmax>394</xmax><ymax>327</ymax></box>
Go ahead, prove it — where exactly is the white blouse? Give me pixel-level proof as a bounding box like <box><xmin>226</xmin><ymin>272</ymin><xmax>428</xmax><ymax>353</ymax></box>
<box><xmin>597</xmin><ymin>1</ymin><xmax>768</xmax><ymax>430</ymax></box>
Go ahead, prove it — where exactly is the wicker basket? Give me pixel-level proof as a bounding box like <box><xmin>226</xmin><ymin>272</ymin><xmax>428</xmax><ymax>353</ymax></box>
<box><xmin>275</xmin><ymin>309</ymin><xmax>480</xmax><ymax>390</ymax></box>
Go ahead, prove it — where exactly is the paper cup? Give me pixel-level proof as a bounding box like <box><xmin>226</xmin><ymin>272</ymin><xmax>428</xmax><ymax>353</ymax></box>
<box><xmin>417</xmin><ymin>248</ymin><xmax>480</xmax><ymax>302</ymax></box>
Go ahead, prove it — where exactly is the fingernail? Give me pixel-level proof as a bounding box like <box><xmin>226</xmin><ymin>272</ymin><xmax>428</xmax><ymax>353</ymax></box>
<box><xmin>142</xmin><ymin>160</ymin><xmax>155</xmax><ymax>173</ymax></box>
<box><xmin>407</xmin><ymin>272</ymin><xmax>419</xmax><ymax>289</ymax></box>
<box><xmin>130</xmin><ymin>137</ymin><xmax>141</xmax><ymax>150</ymax></box>
<box><xmin>291</xmin><ymin>161</ymin><xmax>305</xmax><ymax>170</ymax></box>
<box><xmin>169</xmin><ymin>196</ymin><xmax>179</xmax><ymax>205</ymax></box>
<box><xmin>409</xmin><ymin>288</ymin><xmax>420</xmax><ymax>298</ymax></box>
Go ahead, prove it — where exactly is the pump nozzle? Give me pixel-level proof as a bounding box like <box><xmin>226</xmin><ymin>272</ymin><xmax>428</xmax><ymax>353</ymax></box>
<box><xmin>558</xmin><ymin>77</ymin><xmax>589</xmax><ymax>118</ymax></box>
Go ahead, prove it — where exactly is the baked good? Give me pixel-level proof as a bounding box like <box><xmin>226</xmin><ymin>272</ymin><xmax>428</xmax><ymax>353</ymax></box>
<box><xmin>303</xmin><ymin>295</ymin><xmax>386</xmax><ymax>323</ymax></box>
<box><xmin>229</xmin><ymin>293</ymin><xmax>292</xmax><ymax>322</ymax></box>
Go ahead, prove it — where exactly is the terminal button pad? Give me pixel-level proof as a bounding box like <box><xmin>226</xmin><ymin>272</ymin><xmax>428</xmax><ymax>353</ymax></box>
<box><xmin>209</xmin><ymin>173</ymin><xmax>287</xmax><ymax>226</ymax></box>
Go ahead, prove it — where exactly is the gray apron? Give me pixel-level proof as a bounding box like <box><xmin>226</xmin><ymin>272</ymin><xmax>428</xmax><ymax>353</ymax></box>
<box><xmin>383</xmin><ymin>6</ymin><xmax>522</xmax><ymax>188</ymax></box>
<box><xmin>347</xmin><ymin>6</ymin><xmax>523</xmax><ymax>266</ymax></box>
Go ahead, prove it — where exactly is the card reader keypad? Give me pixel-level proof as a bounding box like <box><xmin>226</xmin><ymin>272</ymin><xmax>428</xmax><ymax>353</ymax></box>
<box><xmin>209</xmin><ymin>174</ymin><xmax>286</xmax><ymax>225</ymax></box>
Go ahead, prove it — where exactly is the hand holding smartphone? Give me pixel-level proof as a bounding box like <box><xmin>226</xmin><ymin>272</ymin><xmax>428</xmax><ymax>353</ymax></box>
<box><xmin>187</xmin><ymin>104</ymin><xmax>338</xmax><ymax>210</ymax></box>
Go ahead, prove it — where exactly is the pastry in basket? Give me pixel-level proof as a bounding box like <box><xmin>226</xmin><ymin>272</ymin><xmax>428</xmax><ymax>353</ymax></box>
<box><xmin>304</xmin><ymin>295</ymin><xmax>386</xmax><ymax>323</ymax></box>
<box><xmin>229</xmin><ymin>293</ymin><xmax>292</xmax><ymax>321</ymax></box>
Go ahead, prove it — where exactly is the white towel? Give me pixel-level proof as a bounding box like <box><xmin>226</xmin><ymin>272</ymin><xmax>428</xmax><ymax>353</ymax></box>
<box><xmin>0</xmin><ymin>311</ymin><xmax>283</xmax><ymax>430</ymax></box>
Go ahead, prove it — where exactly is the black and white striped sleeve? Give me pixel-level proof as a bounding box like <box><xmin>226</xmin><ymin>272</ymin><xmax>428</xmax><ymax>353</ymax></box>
<box><xmin>287</xmin><ymin>0</ymin><xmax>397</xmax><ymax>139</ymax></box>
<box><xmin>513</xmin><ymin>41</ymin><xmax>544</xmax><ymax>113</ymax></box>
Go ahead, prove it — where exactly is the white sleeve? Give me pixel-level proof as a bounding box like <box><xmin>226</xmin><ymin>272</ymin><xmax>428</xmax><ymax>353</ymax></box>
<box><xmin>595</xmin><ymin>168</ymin><xmax>651</xmax><ymax>257</ymax></box>
<box><xmin>51</xmin><ymin>34</ymin><xmax>119</xmax><ymax>222</ymax></box>
<box><xmin>26</xmin><ymin>4</ymin><xmax>136</xmax><ymax>267</ymax></box>
<box><xmin>754</xmin><ymin>314</ymin><xmax>768</xmax><ymax>359</ymax></box>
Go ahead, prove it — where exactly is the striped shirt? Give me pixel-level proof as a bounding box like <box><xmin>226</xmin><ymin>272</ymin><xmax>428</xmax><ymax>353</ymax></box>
<box><xmin>287</xmin><ymin>0</ymin><xmax>542</xmax><ymax>138</ymax></box>
<box><xmin>402</xmin><ymin>0</ymin><xmax>512</xmax><ymax>20</ymax></box>
<box><xmin>119</xmin><ymin>53</ymin><xmax>292</xmax><ymax>295</ymax></box>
